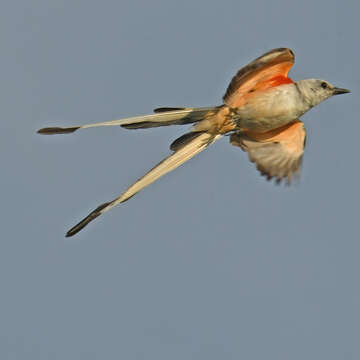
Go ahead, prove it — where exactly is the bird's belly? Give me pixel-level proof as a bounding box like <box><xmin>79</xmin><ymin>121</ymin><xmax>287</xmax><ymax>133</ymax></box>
<box><xmin>237</xmin><ymin>111</ymin><xmax>296</xmax><ymax>132</ymax></box>
<box><xmin>233</xmin><ymin>88</ymin><xmax>303</xmax><ymax>132</ymax></box>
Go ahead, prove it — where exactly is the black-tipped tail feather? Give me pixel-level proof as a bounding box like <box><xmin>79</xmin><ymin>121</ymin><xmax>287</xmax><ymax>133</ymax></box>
<box><xmin>37</xmin><ymin>107</ymin><xmax>219</xmax><ymax>134</ymax></box>
<box><xmin>66</xmin><ymin>202</ymin><xmax>111</xmax><ymax>237</ymax></box>
<box><xmin>65</xmin><ymin>131</ymin><xmax>222</xmax><ymax>236</ymax></box>
<box><xmin>121</xmin><ymin>107</ymin><xmax>219</xmax><ymax>129</ymax></box>
<box><xmin>37</xmin><ymin>127</ymin><xmax>80</xmax><ymax>135</ymax></box>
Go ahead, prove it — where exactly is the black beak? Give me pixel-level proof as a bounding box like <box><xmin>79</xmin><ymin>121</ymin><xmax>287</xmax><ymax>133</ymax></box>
<box><xmin>333</xmin><ymin>87</ymin><xmax>351</xmax><ymax>95</ymax></box>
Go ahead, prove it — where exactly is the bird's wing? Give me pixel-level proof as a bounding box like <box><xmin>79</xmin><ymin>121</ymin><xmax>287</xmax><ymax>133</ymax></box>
<box><xmin>230</xmin><ymin>120</ymin><xmax>306</xmax><ymax>184</ymax></box>
<box><xmin>223</xmin><ymin>48</ymin><xmax>295</xmax><ymax>107</ymax></box>
<box><xmin>66</xmin><ymin>131</ymin><xmax>222</xmax><ymax>237</ymax></box>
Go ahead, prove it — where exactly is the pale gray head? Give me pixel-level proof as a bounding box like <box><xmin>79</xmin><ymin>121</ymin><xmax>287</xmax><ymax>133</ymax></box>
<box><xmin>296</xmin><ymin>79</ymin><xmax>350</xmax><ymax>107</ymax></box>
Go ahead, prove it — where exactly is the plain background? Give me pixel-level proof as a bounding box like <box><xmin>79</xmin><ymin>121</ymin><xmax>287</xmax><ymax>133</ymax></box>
<box><xmin>2</xmin><ymin>0</ymin><xmax>359</xmax><ymax>359</ymax></box>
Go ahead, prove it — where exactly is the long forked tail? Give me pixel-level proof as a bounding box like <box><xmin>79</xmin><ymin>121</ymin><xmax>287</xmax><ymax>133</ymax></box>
<box><xmin>37</xmin><ymin>107</ymin><xmax>219</xmax><ymax>134</ymax></box>
<box><xmin>66</xmin><ymin>131</ymin><xmax>222</xmax><ymax>237</ymax></box>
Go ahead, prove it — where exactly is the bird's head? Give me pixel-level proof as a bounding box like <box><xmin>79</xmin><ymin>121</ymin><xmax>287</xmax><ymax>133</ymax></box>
<box><xmin>296</xmin><ymin>79</ymin><xmax>350</xmax><ymax>107</ymax></box>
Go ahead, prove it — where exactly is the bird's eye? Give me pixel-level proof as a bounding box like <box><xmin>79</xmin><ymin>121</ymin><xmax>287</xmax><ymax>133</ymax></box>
<box><xmin>321</xmin><ymin>82</ymin><xmax>328</xmax><ymax>89</ymax></box>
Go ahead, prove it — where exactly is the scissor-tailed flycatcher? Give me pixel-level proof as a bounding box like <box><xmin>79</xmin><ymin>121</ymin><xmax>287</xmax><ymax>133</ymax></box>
<box><xmin>38</xmin><ymin>48</ymin><xmax>350</xmax><ymax>237</ymax></box>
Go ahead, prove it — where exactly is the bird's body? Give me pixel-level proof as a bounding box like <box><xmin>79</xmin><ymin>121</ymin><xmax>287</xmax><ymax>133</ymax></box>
<box><xmin>193</xmin><ymin>83</ymin><xmax>309</xmax><ymax>135</ymax></box>
<box><xmin>231</xmin><ymin>83</ymin><xmax>309</xmax><ymax>131</ymax></box>
<box><xmin>38</xmin><ymin>48</ymin><xmax>349</xmax><ymax>236</ymax></box>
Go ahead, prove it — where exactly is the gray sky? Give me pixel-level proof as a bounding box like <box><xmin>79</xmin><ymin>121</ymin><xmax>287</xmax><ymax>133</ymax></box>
<box><xmin>2</xmin><ymin>0</ymin><xmax>360</xmax><ymax>359</ymax></box>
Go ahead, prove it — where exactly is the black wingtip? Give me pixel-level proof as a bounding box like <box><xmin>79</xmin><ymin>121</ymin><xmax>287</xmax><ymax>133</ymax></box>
<box><xmin>65</xmin><ymin>201</ymin><xmax>111</xmax><ymax>237</ymax></box>
<box><xmin>37</xmin><ymin>127</ymin><xmax>80</xmax><ymax>135</ymax></box>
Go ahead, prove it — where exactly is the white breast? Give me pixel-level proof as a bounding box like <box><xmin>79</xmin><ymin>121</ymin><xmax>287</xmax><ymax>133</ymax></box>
<box><xmin>234</xmin><ymin>84</ymin><xmax>309</xmax><ymax>132</ymax></box>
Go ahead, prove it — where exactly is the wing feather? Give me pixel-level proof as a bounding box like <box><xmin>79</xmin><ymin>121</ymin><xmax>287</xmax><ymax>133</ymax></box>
<box><xmin>230</xmin><ymin>120</ymin><xmax>306</xmax><ymax>184</ymax></box>
<box><xmin>223</xmin><ymin>48</ymin><xmax>295</xmax><ymax>107</ymax></box>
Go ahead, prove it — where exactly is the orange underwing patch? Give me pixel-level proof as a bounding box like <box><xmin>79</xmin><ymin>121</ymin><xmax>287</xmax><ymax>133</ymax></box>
<box><xmin>227</xmin><ymin>72</ymin><xmax>294</xmax><ymax>108</ymax></box>
<box><xmin>224</xmin><ymin>48</ymin><xmax>295</xmax><ymax>108</ymax></box>
<box><xmin>252</xmin><ymin>74</ymin><xmax>294</xmax><ymax>92</ymax></box>
<box><xmin>267</xmin><ymin>75</ymin><xmax>294</xmax><ymax>87</ymax></box>
<box><xmin>242</xmin><ymin>120</ymin><xmax>303</xmax><ymax>143</ymax></box>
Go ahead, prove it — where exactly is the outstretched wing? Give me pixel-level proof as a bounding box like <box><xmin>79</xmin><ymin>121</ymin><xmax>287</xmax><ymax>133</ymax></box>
<box><xmin>223</xmin><ymin>48</ymin><xmax>295</xmax><ymax>107</ymax></box>
<box><xmin>230</xmin><ymin>120</ymin><xmax>306</xmax><ymax>184</ymax></box>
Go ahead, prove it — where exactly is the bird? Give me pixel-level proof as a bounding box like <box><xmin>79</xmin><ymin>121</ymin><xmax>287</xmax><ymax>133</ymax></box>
<box><xmin>38</xmin><ymin>48</ymin><xmax>350</xmax><ymax>237</ymax></box>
